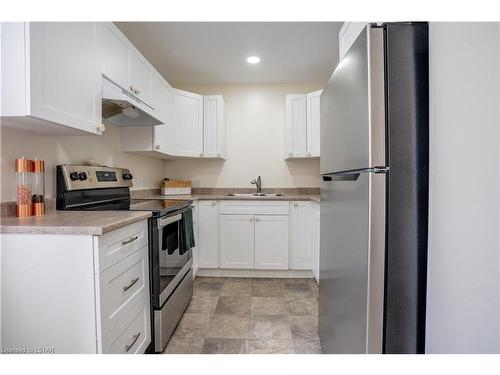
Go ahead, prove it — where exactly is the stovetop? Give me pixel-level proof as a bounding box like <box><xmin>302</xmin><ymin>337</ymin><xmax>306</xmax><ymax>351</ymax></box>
<box><xmin>77</xmin><ymin>198</ymin><xmax>191</xmax><ymax>218</ymax></box>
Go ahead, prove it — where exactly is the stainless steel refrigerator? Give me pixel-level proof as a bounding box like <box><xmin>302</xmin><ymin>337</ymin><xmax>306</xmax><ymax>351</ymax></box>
<box><xmin>319</xmin><ymin>23</ymin><xmax>429</xmax><ymax>354</ymax></box>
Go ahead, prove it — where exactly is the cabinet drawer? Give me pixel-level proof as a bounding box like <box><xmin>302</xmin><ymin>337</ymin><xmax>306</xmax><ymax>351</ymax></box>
<box><xmin>95</xmin><ymin>220</ymin><xmax>148</xmax><ymax>273</ymax></box>
<box><xmin>101</xmin><ymin>296</ymin><xmax>150</xmax><ymax>354</ymax></box>
<box><xmin>219</xmin><ymin>200</ymin><xmax>289</xmax><ymax>215</ymax></box>
<box><xmin>97</xmin><ymin>246</ymin><xmax>149</xmax><ymax>337</ymax></box>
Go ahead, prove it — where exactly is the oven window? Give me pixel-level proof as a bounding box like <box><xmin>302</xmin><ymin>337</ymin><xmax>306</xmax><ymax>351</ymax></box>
<box><xmin>158</xmin><ymin>217</ymin><xmax>192</xmax><ymax>293</ymax></box>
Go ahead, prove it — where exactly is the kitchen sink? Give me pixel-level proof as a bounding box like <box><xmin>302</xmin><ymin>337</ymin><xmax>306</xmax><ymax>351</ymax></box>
<box><xmin>225</xmin><ymin>193</ymin><xmax>284</xmax><ymax>198</ymax></box>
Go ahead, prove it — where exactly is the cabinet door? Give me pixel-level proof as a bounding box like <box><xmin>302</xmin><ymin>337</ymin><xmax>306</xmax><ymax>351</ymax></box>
<box><xmin>173</xmin><ymin>89</ymin><xmax>204</xmax><ymax>157</ymax></box>
<box><xmin>198</xmin><ymin>201</ymin><xmax>219</xmax><ymax>269</ymax></box>
<box><xmin>312</xmin><ymin>202</ymin><xmax>320</xmax><ymax>283</ymax></box>
<box><xmin>131</xmin><ymin>52</ymin><xmax>154</xmax><ymax>107</ymax></box>
<box><xmin>29</xmin><ymin>22</ymin><xmax>101</xmax><ymax>135</ymax></box>
<box><xmin>285</xmin><ymin>94</ymin><xmax>307</xmax><ymax>158</ymax></box>
<box><xmin>306</xmin><ymin>90</ymin><xmax>322</xmax><ymax>157</ymax></box>
<box><xmin>152</xmin><ymin>75</ymin><xmax>174</xmax><ymax>154</ymax></box>
<box><xmin>191</xmin><ymin>202</ymin><xmax>199</xmax><ymax>276</ymax></box>
<box><xmin>290</xmin><ymin>201</ymin><xmax>313</xmax><ymax>269</ymax></box>
<box><xmin>203</xmin><ymin>95</ymin><xmax>225</xmax><ymax>158</ymax></box>
<box><xmin>100</xmin><ymin>23</ymin><xmax>131</xmax><ymax>90</ymax></box>
<box><xmin>254</xmin><ymin>215</ymin><xmax>289</xmax><ymax>270</ymax></box>
<box><xmin>220</xmin><ymin>215</ymin><xmax>254</xmax><ymax>269</ymax></box>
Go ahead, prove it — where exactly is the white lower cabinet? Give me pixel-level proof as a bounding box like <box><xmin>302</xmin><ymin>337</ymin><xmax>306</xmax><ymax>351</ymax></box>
<box><xmin>254</xmin><ymin>215</ymin><xmax>290</xmax><ymax>270</ymax></box>
<box><xmin>197</xmin><ymin>200</ymin><xmax>219</xmax><ymax>268</ymax></box>
<box><xmin>220</xmin><ymin>214</ymin><xmax>255</xmax><ymax>268</ymax></box>
<box><xmin>290</xmin><ymin>201</ymin><xmax>313</xmax><ymax>269</ymax></box>
<box><xmin>312</xmin><ymin>201</ymin><xmax>320</xmax><ymax>283</ymax></box>
<box><xmin>1</xmin><ymin>220</ymin><xmax>151</xmax><ymax>353</ymax></box>
<box><xmin>191</xmin><ymin>201</ymin><xmax>199</xmax><ymax>275</ymax></box>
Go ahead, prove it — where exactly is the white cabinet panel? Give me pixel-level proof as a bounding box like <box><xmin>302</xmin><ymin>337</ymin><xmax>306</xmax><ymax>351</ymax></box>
<box><xmin>131</xmin><ymin>53</ymin><xmax>153</xmax><ymax>107</ymax></box>
<box><xmin>339</xmin><ymin>22</ymin><xmax>368</xmax><ymax>61</ymax></box>
<box><xmin>220</xmin><ymin>214</ymin><xmax>255</xmax><ymax>269</ymax></box>
<box><xmin>306</xmin><ymin>90</ymin><xmax>322</xmax><ymax>157</ymax></box>
<box><xmin>285</xmin><ymin>94</ymin><xmax>307</xmax><ymax>158</ymax></box>
<box><xmin>312</xmin><ymin>202</ymin><xmax>320</xmax><ymax>283</ymax></box>
<box><xmin>101</xmin><ymin>22</ymin><xmax>131</xmax><ymax>90</ymax></box>
<box><xmin>254</xmin><ymin>215</ymin><xmax>289</xmax><ymax>270</ymax></box>
<box><xmin>203</xmin><ymin>95</ymin><xmax>226</xmax><ymax>158</ymax></box>
<box><xmin>29</xmin><ymin>22</ymin><xmax>101</xmax><ymax>134</ymax></box>
<box><xmin>198</xmin><ymin>200</ymin><xmax>219</xmax><ymax>268</ymax></box>
<box><xmin>290</xmin><ymin>201</ymin><xmax>313</xmax><ymax>269</ymax></box>
<box><xmin>152</xmin><ymin>75</ymin><xmax>174</xmax><ymax>154</ymax></box>
<box><xmin>173</xmin><ymin>89</ymin><xmax>204</xmax><ymax>157</ymax></box>
<box><xmin>191</xmin><ymin>202</ymin><xmax>199</xmax><ymax>276</ymax></box>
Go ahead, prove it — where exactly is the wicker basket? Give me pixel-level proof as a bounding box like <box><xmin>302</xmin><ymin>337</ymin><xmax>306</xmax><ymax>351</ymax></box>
<box><xmin>160</xmin><ymin>179</ymin><xmax>192</xmax><ymax>195</ymax></box>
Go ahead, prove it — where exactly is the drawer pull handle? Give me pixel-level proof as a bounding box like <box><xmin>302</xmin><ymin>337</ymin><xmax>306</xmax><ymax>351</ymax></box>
<box><xmin>125</xmin><ymin>332</ymin><xmax>141</xmax><ymax>352</ymax></box>
<box><xmin>123</xmin><ymin>277</ymin><xmax>139</xmax><ymax>292</ymax></box>
<box><xmin>122</xmin><ymin>236</ymin><xmax>138</xmax><ymax>245</ymax></box>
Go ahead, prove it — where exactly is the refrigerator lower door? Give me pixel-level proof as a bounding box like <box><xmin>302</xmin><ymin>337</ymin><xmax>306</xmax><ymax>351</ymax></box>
<box><xmin>319</xmin><ymin>171</ymin><xmax>386</xmax><ymax>353</ymax></box>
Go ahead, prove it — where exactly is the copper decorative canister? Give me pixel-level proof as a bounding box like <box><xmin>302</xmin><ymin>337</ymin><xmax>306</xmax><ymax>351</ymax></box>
<box><xmin>15</xmin><ymin>157</ymin><xmax>33</xmax><ymax>218</ymax></box>
<box><xmin>32</xmin><ymin>158</ymin><xmax>45</xmax><ymax>216</ymax></box>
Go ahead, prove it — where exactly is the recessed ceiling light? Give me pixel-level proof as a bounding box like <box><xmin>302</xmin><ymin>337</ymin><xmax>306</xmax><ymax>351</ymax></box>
<box><xmin>246</xmin><ymin>56</ymin><xmax>261</xmax><ymax>64</ymax></box>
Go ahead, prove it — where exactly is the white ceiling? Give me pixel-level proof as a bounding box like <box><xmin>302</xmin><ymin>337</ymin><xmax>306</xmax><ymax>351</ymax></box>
<box><xmin>115</xmin><ymin>22</ymin><xmax>343</xmax><ymax>86</ymax></box>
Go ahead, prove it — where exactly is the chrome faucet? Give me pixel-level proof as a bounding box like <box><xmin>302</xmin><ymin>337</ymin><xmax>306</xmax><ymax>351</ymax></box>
<box><xmin>251</xmin><ymin>176</ymin><xmax>262</xmax><ymax>195</ymax></box>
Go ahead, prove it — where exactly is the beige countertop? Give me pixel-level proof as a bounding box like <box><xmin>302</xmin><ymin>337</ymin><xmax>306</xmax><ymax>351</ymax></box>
<box><xmin>133</xmin><ymin>193</ymin><xmax>321</xmax><ymax>202</ymax></box>
<box><xmin>0</xmin><ymin>210</ymin><xmax>151</xmax><ymax>236</ymax></box>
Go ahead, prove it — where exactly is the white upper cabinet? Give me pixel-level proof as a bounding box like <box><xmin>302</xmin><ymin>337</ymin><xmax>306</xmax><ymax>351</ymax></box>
<box><xmin>130</xmin><ymin>53</ymin><xmax>154</xmax><ymax>107</ymax></box>
<box><xmin>100</xmin><ymin>23</ymin><xmax>131</xmax><ymax>90</ymax></box>
<box><xmin>285</xmin><ymin>94</ymin><xmax>307</xmax><ymax>158</ymax></box>
<box><xmin>306</xmin><ymin>90</ymin><xmax>322</xmax><ymax>157</ymax></box>
<box><xmin>203</xmin><ymin>95</ymin><xmax>226</xmax><ymax>159</ymax></box>
<box><xmin>290</xmin><ymin>201</ymin><xmax>313</xmax><ymax>270</ymax></box>
<box><xmin>172</xmin><ymin>89</ymin><xmax>204</xmax><ymax>157</ymax></box>
<box><xmin>1</xmin><ymin>22</ymin><xmax>102</xmax><ymax>135</ymax></box>
<box><xmin>100</xmin><ymin>23</ymin><xmax>154</xmax><ymax>109</ymax></box>
<box><xmin>285</xmin><ymin>91</ymin><xmax>322</xmax><ymax>159</ymax></box>
<box><xmin>254</xmin><ymin>215</ymin><xmax>290</xmax><ymax>270</ymax></box>
<box><xmin>338</xmin><ymin>22</ymin><xmax>368</xmax><ymax>60</ymax></box>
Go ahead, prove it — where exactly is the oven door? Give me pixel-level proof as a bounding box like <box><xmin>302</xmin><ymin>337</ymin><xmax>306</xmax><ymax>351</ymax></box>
<box><xmin>157</xmin><ymin>211</ymin><xmax>193</xmax><ymax>306</ymax></box>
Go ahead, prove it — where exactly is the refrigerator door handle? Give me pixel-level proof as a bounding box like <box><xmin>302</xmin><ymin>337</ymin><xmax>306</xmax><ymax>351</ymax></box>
<box><xmin>322</xmin><ymin>166</ymin><xmax>389</xmax><ymax>181</ymax></box>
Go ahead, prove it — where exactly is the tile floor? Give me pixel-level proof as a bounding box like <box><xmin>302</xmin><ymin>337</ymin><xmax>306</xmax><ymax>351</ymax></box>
<box><xmin>163</xmin><ymin>277</ymin><xmax>321</xmax><ymax>354</ymax></box>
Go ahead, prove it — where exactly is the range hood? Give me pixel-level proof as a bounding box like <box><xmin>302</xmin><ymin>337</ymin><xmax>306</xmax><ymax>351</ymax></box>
<box><xmin>102</xmin><ymin>77</ymin><xmax>163</xmax><ymax>127</ymax></box>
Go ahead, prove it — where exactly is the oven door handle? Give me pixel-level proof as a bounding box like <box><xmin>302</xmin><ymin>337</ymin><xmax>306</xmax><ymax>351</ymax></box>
<box><xmin>158</xmin><ymin>213</ymin><xmax>182</xmax><ymax>229</ymax></box>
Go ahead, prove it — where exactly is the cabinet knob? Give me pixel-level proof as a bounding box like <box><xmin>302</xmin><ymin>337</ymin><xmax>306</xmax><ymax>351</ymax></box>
<box><xmin>155</xmin><ymin>145</ymin><xmax>160</xmax><ymax>150</ymax></box>
<box><xmin>97</xmin><ymin>124</ymin><xmax>106</xmax><ymax>132</ymax></box>
<box><xmin>255</xmin><ymin>217</ymin><xmax>260</xmax><ymax>222</ymax></box>
<box><xmin>135</xmin><ymin>89</ymin><xmax>141</xmax><ymax>95</ymax></box>
<box><xmin>306</xmin><ymin>152</ymin><xmax>311</xmax><ymax>157</ymax></box>
<box><xmin>130</xmin><ymin>85</ymin><xmax>134</xmax><ymax>93</ymax></box>
<box><xmin>211</xmin><ymin>201</ymin><xmax>216</xmax><ymax>207</ymax></box>
<box><xmin>294</xmin><ymin>202</ymin><xmax>299</xmax><ymax>207</ymax></box>
<box><xmin>217</xmin><ymin>153</ymin><xmax>221</xmax><ymax>157</ymax></box>
<box><xmin>250</xmin><ymin>217</ymin><xmax>254</xmax><ymax>222</ymax></box>
<box><xmin>199</xmin><ymin>153</ymin><xmax>204</xmax><ymax>157</ymax></box>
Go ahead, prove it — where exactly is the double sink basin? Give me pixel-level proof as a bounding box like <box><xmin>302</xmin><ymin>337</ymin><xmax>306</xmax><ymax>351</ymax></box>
<box><xmin>225</xmin><ymin>193</ymin><xmax>284</xmax><ymax>198</ymax></box>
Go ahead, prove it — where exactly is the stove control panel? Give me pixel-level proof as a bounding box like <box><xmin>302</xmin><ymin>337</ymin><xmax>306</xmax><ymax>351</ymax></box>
<box><xmin>58</xmin><ymin>165</ymin><xmax>133</xmax><ymax>191</ymax></box>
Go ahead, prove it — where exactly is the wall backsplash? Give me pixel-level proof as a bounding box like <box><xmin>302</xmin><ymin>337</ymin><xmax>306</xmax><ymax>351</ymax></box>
<box><xmin>1</xmin><ymin>83</ymin><xmax>323</xmax><ymax>202</ymax></box>
<box><xmin>165</xmin><ymin>83</ymin><xmax>323</xmax><ymax>188</ymax></box>
<box><xmin>0</xmin><ymin>123</ymin><xmax>165</xmax><ymax>202</ymax></box>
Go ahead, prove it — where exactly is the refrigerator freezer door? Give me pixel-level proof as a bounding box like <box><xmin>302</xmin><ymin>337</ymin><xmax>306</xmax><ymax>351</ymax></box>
<box><xmin>319</xmin><ymin>172</ymin><xmax>386</xmax><ymax>353</ymax></box>
<box><xmin>320</xmin><ymin>26</ymin><xmax>385</xmax><ymax>175</ymax></box>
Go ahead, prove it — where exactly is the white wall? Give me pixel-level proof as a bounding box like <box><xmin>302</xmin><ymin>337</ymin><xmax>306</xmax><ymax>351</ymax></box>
<box><xmin>165</xmin><ymin>84</ymin><xmax>323</xmax><ymax>188</ymax></box>
<box><xmin>426</xmin><ymin>22</ymin><xmax>500</xmax><ymax>353</ymax></box>
<box><xmin>0</xmin><ymin>123</ymin><xmax>165</xmax><ymax>201</ymax></box>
